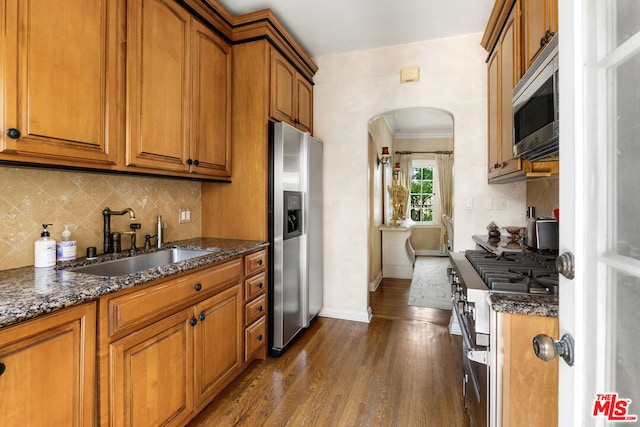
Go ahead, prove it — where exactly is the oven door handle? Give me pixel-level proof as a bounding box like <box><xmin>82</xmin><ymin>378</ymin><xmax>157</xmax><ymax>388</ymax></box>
<box><xmin>454</xmin><ymin>301</ymin><xmax>490</xmax><ymax>366</ymax></box>
<box><xmin>467</xmin><ymin>349</ymin><xmax>488</xmax><ymax>365</ymax></box>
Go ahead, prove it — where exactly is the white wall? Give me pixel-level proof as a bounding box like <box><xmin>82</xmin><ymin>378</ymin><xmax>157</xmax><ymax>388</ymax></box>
<box><xmin>313</xmin><ymin>33</ymin><xmax>526</xmax><ymax>322</ymax></box>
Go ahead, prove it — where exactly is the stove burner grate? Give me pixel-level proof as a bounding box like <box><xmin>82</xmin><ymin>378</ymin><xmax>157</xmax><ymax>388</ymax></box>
<box><xmin>465</xmin><ymin>250</ymin><xmax>559</xmax><ymax>295</ymax></box>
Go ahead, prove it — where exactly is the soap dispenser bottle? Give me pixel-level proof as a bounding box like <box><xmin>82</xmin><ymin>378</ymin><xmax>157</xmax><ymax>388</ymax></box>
<box><xmin>34</xmin><ymin>224</ymin><xmax>57</xmax><ymax>267</ymax></box>
<box><xmin>56</xmin><ymin>224</ymin><xmax>77</xmax><ymax>261</ymax></box>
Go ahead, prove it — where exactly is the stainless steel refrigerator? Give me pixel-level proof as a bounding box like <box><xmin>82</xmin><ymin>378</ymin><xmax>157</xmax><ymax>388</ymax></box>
<box><xmin>269</xmin><ymin>122</ymin><xmax>323</xmax><ymax>356</ymax></box>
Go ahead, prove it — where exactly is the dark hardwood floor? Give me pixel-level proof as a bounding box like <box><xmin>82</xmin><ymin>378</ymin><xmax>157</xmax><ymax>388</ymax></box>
<box><xmin>188</xmin><ymin>278</ymin><xmax>468</xmax><ymax>426</ymax></box>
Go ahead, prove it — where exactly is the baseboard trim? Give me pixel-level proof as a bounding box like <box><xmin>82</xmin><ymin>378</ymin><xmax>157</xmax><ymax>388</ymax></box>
<box><xmin>318</xmin><ymin>307</ymin><xmax>371</xmax><ymax>323</ymax></box>
<box><xmin>369</xmin><ymin>270</ymin><xmax>383</xmax><ymax>292</ymax></box>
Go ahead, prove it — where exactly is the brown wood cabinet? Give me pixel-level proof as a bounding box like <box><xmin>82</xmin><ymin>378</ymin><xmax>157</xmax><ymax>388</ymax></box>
<box><xmin>0</xmin><ymin>0</ymin><xmax>119</xmax><ymax>167</ymax></box>
<box><xmin>0</xmin><ymin>302</ymin><xmax>96</xmax><ymax>427</ymax></box>
<box><xmin>483</xmin><ymin>0</ymin><xmax>559</xmax><ymax>183</ymax></box>
<box><xmin>522</xmin><ymin>0</ymin><xmax>558</xmax><ymax>69</ymax></box>
<box><xmin>110</xmin><ymin>308</ymin><xmax>194</xmax><ymax>426</ymax></box>
<box><xmin>202</xmin><ymin>39</ymin><xmax>317</xmax><ymax>240</ymax></box>
<box><xmin>125</xmin><ymin>0</ymin><xmax>231</xmax><ymax>179</ymax></box>
<box><xmin>487</xmin><ymin>5</ymin><xmax>521</xmax><ymax>181</ymax></box>
<box><xmin>501</xmin><ymin>312</ymin><xmax>558</xmax><ymax>426</ymax></box>
<box><xmin>98</xmin><ymin>253</ymin><xmax>266</xmax><ymax>426</ymax></box>
<box><xmin>193</xmin><ymin>284</ymin><xmax>243</xmax><ymax>405</ymax></box>
<box><xmin>244</xmin><ymin>248</ymin><xmax>268</xmax><ymax>361</ymax></box>
<box><xmin>271</xmin><ymin>48</ymin><xmax>314</xmax><ymax>133</ymax></box>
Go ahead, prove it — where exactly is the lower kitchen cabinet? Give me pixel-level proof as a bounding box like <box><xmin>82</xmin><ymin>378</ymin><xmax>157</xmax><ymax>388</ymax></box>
<box><xmin>194</xmin><ymin>285</ymin><xmax>243</xmax><ymax>405</ymax></box>
<box><xmin>109</xmin><ymin>285</ymin><xmax>242</xmax><ymax>426</ymax></box>
<box><xmin>0</xmin><ymin>302</ymin><xmax>96</xmax><ymax>427</ymax></box>
<box><xmin>98</xmin><ymin>252</ymin><xmax>265</xmax><ymax>426</ymax></box>
<box><xmin>499</xmin><ymin>312</ymin><xmax>558</xmax><ymax>426</ymax></box>
<box><xmin>244</xmin><ymin>248</ymin><xmax>268</xmax><ymax>361</ymax></box>
<box><xmin>110</xmin><ymin>309</ymin><xmax>194</xmax><ymax>427</ymax></box>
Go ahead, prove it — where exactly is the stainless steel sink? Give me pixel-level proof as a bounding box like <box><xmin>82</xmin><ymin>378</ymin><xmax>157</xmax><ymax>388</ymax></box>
<box><xmin>69</xmin><ymin>248</ymin><xmax>219</xmax><ymax>277</ymax></box>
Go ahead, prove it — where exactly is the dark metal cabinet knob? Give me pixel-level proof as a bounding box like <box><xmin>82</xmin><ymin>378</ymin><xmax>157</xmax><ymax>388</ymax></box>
<box><xmin>257</xmin><ymin>334</ymin><xmax>263</xmax><ymax>341</ymax></box>
<box><xmin>194</xmin><ymin>283</ymin><xmax>202</xmax><ymax>291</ymax></box>
<box><xmin>257</xmin><ymin>259</ymin><xmax>263</xmax><ymax>266</ymax></box>
<box><xmin>6</xmin><ymin>128</ymin><xmax>21</xmax><ymax>139</ymax></box>
<box><xmin>189</xmin><ymin>318</ymin><xmax>197</xmax><ymax>326</ymax></box>
<box><xmin>257</xmin><ymin>282</ymin><xmax>263</xmax><ymax>289</ymax></box>
<box><xmin>198</xmin><ymin>313</ymin><xmax>205</xmax><ymax>321</ymax></box>
<box><xmin>194</xmin><ymin>159</ymin><xmax>200</xmax><ymax>166</ymax></box>
<box><xmin>187</xmin><ymin>158</ymin><xmax>193</xmax><ymax>165</ymax></box>
<box><xmin>0</xmin><ymin>362</ymin><xmax>5</xmax><ymax>376</ymax></box>
<box><xmin>257</xmin><ymin>306</ymin><xmax>263</xmax><ymax>312</ymax></box>
<box><xmin>540</xmin><ymin>37</ymin><xmax>546</xmax><ymax>47</ymax></box>
<box><xmin>545</xmin><ymin>29</ymin><xmax>556</xmax><ymax>43</ymax></box>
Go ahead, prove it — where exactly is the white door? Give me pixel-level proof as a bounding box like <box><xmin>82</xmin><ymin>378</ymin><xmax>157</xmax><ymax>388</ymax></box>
<box><xmin>559</xmin><ymin>1</ymin><xmax>640</xmax><ymax>425</ymax></box>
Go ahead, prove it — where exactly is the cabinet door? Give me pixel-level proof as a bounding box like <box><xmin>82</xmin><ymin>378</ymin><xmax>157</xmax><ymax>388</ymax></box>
<box><xmin>487</xmin><ymin>49</ymin><xmax>500</xmax><ymax>179</ymax></box>
<box><xmin>498</xmin><ymin>7</ymin><xmax>521</xmax><ymax>176</ymax></box>
<box><xmin>190</xmin><ymin>19</ymin><xmax>232</xmax><ymax>177</ymax></box>
<box><xmin>126</xmin><ymin>0</ymin><xmax>191</xmax><ymax>172</ymax></box>
<box><xmin>110</xmin><ymin>309</ymin><xmax>193</xmax><ymax>427</ymax></box>
<box><xmin>0</xmin><ymin>303</ymin><xmax>96</xmax><ymax>427</ymax></box>
<box><xmin>522</xmin><ymin>0</ymin><xmax>558</xmax><ymax>70</ymax></box>
<box><xmin>502</xmin><ymin>313</ymin><xmax>558</xmax><ymax>426</ymax></box>
<box><xmin>0</xmin><ymin>0</ymin><xmax>118</xmax><ymax>165</ymax></box>
<box><xmin>270</xmin><ymin>49</ymin><xmax>296</xmax><ymax>123</ymax></box>
<box><xmin>295</xmin><ymin>76</ymin><xmax>313</xmax><ymax>133</ymax></box>
<box><xmin>193</xmin><ymin>284</ymin><xmax>242</xmax><ymax>405</ymax></box>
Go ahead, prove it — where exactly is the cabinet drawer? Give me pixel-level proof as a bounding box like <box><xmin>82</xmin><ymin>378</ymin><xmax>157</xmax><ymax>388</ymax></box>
<box><xmin>108</xmin><ymin>259</ymin><xmax>242</xmax><ymax>336</ymax></box>
<box><xmin>244</xmin><ymin>249</ymin><xmax>266</xmax><ymax>276</ymax></box>
<box><xmin>245</xmin><ymin>317</ymin><xmax>266</xmax><ymax>361</ymax></box>
<box><xmin>245</xmin><ymin>294</ymin><xmax>266</xmax><ymax>326</ymax></box>
<box><xmin>245</xmin><ymin>272</ymin><xmax>267</xmax><ymax>302</ymax></box>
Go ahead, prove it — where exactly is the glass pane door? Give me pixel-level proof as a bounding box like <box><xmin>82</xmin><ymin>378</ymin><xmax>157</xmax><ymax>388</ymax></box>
<box><xmin>603</xmin><ymin>0</ymin><xmax>640</xmax><ymax>406</ymax></box>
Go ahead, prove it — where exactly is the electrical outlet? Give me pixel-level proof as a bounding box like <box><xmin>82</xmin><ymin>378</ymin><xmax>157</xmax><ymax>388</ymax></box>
<box><xmin>496</xmin><ymin>196</ymin><xmax>507</xmax><ymax>210</ymax></box>
<box><xmin>179</xmin><ymin>208</ymin><xmax>191</xmax><ymax>224</ymax></box>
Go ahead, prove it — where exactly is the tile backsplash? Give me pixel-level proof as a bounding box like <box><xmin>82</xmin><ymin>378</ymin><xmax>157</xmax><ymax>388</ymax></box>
<box><xmin>526</xmin><ymin>176</ymin><xmax>559</xmax><ymax>218</ymax></box>
<box><xmin>0</xmin><ymin>166</ymin><xmax>201</xmax><ymax>270</ymax></box>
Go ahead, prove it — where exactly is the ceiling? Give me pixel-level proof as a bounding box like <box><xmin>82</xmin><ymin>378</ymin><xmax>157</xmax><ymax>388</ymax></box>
<box><xmin>379</xmin><ymin>108</ymin><xmax>454</xmax><ymax>139</ymax></box>
<box><xmin>215</xmin><ymin>0</ymin><xmax>495</xmax><ymax>57</ymax></box>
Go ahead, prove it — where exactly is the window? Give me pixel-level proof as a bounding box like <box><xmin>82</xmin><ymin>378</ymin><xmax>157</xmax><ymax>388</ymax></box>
<box><xmin>410</xmin><ymin>161</ymin><xmax>439</xmax><ymax>223</ymax></box>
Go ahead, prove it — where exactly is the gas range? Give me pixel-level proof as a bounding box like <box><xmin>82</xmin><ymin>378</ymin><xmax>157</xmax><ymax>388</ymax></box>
<box><xmin>465</xmin><ymin>250</ymin><xmax>559</xmax><ymax>296</ymax></box>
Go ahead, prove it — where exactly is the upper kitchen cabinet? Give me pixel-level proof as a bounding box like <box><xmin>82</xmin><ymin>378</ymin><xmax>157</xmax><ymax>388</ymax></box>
<box><xmin>487</xmin><ymin>5</ymin><xmax>521</xmax><ymax>181</ymax></box>
<box><xmin>191</xmin><ymin>20</ymin><xmax>232</xmax><ymax>178</ymax></box>
<box><xmin>270</xmin><ymin>49</ymin><xmax>314</xmax><ymax>133</ymax></box>
<box><xmin>521</xmin><ymin>0</ymin><xmax>558</xmax><ymax>70</ymax></box>
<box><xmin>125</xmin><ymin>0</ymin><xmax>231</xmax><ymax>179</ymax></box>
<box><xmin>0</xmin><ymin>0</ymin><xmax>119</xmax><ymax>167</ymax></box>
<box><xmin>482</xmin><ymin>0</ymin><xmax>559</xmax><ymax>183</ymax></box>
<box><xmin>202</xmin><ymin>10</ymin><xmax>318</xmax><ymax>241</ymax></box>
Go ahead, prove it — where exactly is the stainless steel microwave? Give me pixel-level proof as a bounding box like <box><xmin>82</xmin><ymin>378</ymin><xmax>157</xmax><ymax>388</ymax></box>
<box><xmin>512</xmin><ymin>34</ymin><xmax>559</xmax><ymax>161</ymax></box>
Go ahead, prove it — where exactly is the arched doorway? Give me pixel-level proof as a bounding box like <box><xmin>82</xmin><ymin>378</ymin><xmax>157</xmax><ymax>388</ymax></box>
<box><xmin>367</xmin><ymin>107</ymin><xmax>454</xmax><ymax>290</ymax></box>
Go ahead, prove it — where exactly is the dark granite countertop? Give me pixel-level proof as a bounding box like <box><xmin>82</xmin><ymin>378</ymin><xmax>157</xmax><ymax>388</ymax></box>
<box><xmin>489</xmin><ymin>293</ymin><xmax>558</xmax><ymax>318</ymax></box>
<box><xmin>0</xmin><ymin>237</ymin><xmax>268</xmax><ymax>329</ymax></box>
<box><xmin>473</xmin><ymin>234</ymin><xmax>524</xmax><ymax>254</ymax></box>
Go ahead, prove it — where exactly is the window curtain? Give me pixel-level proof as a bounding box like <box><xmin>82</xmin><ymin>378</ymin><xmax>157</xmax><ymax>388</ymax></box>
<box><xmin>436</xmin><ymin>153</ymin><xmax>453</xmax><ymax>252</ymax></box>
<box><xmin>398</xmin><ymin>155</ymin><xmax>412</xmax><ymax>219</ymax></box>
